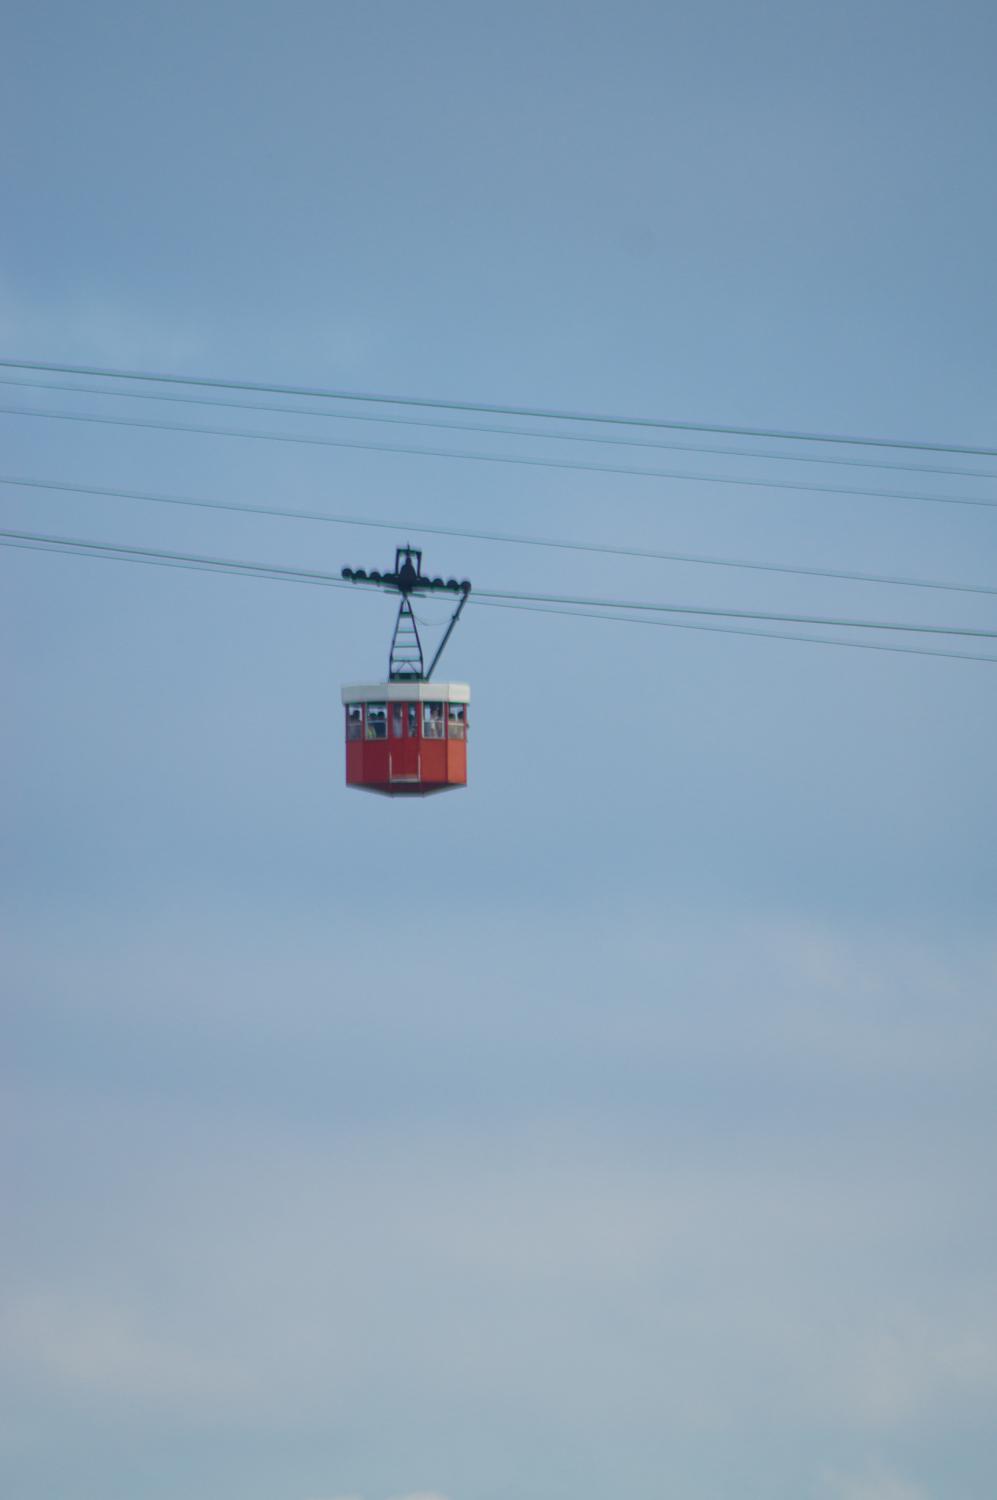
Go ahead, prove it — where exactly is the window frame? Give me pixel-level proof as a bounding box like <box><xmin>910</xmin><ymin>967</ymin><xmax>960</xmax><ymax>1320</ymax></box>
<box><xmin>423</xmin><ymin>701</ymin><xmax>445</xmax><ymax>740</ymax></box>
<box><xmin>447</xmin><ymin>702</ymin><xmax>467</xmax><ymax>740</ymax></box>
<box><xmin>365</xmin><ymin>702</ymin><xmax>388</xmax><ymax>740</ymax></box>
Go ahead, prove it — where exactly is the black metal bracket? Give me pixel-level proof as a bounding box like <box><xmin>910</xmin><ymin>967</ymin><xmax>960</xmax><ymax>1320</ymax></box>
<box><xmin>342</xmin><ymin>546</ymin><xmax>472</xmax><ymax>681</ymax></box>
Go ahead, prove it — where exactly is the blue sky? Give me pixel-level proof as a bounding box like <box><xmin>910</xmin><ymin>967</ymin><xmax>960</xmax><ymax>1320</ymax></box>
<box><xmin>2</xmin><ymin>3</ymin><xmax>996</xmax><ymax>1499</ymax></box>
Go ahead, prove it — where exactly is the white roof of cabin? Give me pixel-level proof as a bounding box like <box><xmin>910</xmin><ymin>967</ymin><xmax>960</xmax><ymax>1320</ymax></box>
<box><xmin>340</xmin><ymin>682</ymin><xmax>470</xmax><ymax>704</ymax></box>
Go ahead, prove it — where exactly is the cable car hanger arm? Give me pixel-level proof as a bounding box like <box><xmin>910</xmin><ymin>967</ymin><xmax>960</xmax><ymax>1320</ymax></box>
<box><xmin>341</xmin><ymin>545</ymin><xmax>472</xmax><ymax>681</ymax></box>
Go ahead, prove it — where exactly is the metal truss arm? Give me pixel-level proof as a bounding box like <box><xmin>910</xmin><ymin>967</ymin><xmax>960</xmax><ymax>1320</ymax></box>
<box><xmin>425</xmin><ymin>586</ymin><xmax>471</xmax><ymax>680</ymax></box>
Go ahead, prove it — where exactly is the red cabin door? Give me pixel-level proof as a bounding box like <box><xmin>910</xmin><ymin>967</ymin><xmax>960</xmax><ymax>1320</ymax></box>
<box><xmin>388</xmin><ymin>701</ymin><xmax>421</xmax><ymax>785</ymax></box>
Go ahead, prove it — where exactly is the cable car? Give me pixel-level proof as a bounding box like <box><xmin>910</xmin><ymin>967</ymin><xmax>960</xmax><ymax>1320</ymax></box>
<box><xmin>340</xmin><ymin>547</ymin><xmax>471</xmax><ymax>797</ymax></box>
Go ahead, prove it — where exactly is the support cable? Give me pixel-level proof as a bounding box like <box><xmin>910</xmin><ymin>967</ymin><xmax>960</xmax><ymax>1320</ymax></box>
<box><xmin>2</xmin><ymin>374</ymin><xmax>993</xmax><ymax>483</ymax></box>
<box><xmin>2</xmin><ymin>355</ymin><xmax>995</xmax><ymax>458</ymax></box>
<box><xmin>1</xmin><ymin>403</ymin><xmax>995</xmax><ymax>511</ymax></box>
<box><xmin>3</xmin><ymin>531</ymin><xmax>994</xmax><ymax>667</ymax></box>
<box><xmin>1</xmin><ymin>473</ymin><xmax>993</xmax><ymax>598</ymax></box>
<box><xmin>3</xmin><ymin>526</ymin><xmax>995</xmax><ymax>642</ymax></box>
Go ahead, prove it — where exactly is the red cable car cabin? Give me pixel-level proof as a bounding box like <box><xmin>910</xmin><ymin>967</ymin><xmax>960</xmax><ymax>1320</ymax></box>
<box><xmin>342</xmin><ymin>682</ymin><xmax>470</xmax><ymax>796</ymax></box>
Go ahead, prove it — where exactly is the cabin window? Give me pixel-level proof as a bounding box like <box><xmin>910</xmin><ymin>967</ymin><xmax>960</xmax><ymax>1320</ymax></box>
<box><xmin>448</xmin><ymin>703</ymin><xmax>467</xmax><ymax>739</ymax></box>
<box><xmin>346</xmin><ymin>705</ymin><xmax>363</xmax><ymax>741</ymax></box>
<box><xmin>391</xmin><ymin>704</ymin><xmax>404</xmax><ymax>738</ymax></box>
<box><xmin>407</xmin><ymin>703</ymin><xmax>418</xmax><ymax>737</ymax></box>
<box><xmin>423</xmin><ymin>702</ymin><xmax>445</xmax><ymax>739</ymax></box>
<box><xmin>365</xmin><ymin>703</ymin><xmax>387</xmax><ymax>740</ymax></box>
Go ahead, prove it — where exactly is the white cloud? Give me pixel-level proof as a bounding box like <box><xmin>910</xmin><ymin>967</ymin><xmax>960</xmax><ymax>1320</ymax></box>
<box><xmin>4</xmin><ymin>912</ymin><xmax>996</xmax><ymax>1465</ymax></box>
<box><xmin>0</xmin><ymin>282</ymin><xmax>207</xmax><ymax>370</ymax></box>
<box><xmin>0</xmin><ymin>1289</ymin><xmax>251</xmax><ymax>1410</ymax></box>
<box><xmin>841</xmin><ymin>1315</ymin><xmax>997</xmax><ymax>1426</ymax></box>
<box><xmin>305</xmin><ymin>1494</ymin><xmax>448</xmax><ymax>1500</ymax></box>
<box><xmin>822</xmin><ymin>1468</ymin><xmax>927</xmax><ymax>1500</ymax></box>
